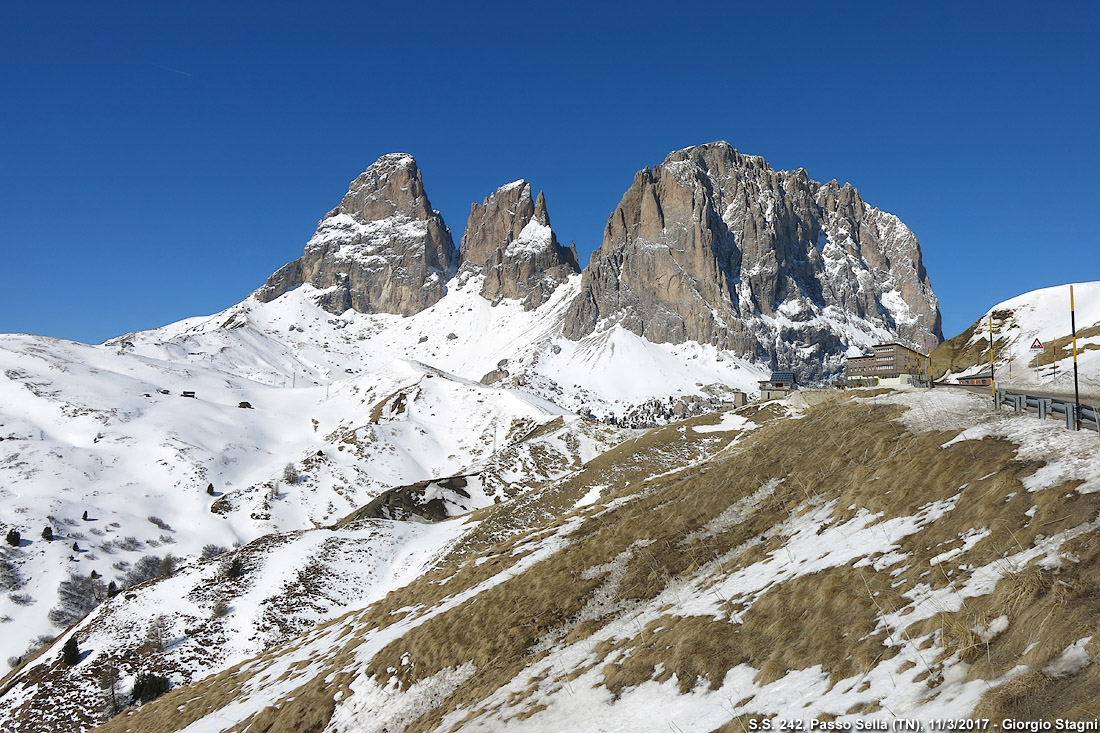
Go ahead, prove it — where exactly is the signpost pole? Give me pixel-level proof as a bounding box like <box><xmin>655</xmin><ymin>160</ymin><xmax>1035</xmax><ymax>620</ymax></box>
<box><xmin>1071</xmin><ymin>285</ymin><xmax>1081</xmax><ymax>430</ymax></box>
<box><xmin>989</xmin><ymin>314</ymin><xmax>996</xmax><ymax>405</ymax></box>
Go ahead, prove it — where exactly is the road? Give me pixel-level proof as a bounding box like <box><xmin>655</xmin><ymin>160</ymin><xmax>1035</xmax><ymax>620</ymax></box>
<box><xmin>940</xmin><ymin>383</ymin><xmax>1100</xmax><ymax>405</ymax></box>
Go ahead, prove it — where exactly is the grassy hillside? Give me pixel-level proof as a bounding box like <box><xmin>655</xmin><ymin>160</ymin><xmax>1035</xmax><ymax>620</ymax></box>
<box><xmin>17</xmin><ymin>389</ymin><xmax>1100</xmax><ymax>730</ymax></box>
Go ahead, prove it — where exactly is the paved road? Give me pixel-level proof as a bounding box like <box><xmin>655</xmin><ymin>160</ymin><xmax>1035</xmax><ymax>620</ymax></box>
<box><xmin>940</xmin><ymin>383</ymin><xmax>1100</xmax><ymax>405</ymax></box>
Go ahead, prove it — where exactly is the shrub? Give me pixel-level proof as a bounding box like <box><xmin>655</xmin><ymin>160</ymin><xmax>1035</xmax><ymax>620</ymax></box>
<box><xmin>282</xmin><ymin>463</ymin><xmax>299</xmax><ymax>484</ymax></box>
<box><xmin>156</xmin><ymin>554</ymin><xmax>176</xmax><ymax>579</ymax></box>
<box><xmin>201</xmin><ymin>544</ymin><xmax>227</xmax><ymax>560</ymax></box>
<box><xmin>5</xmin><ymin>529</ymin><xmax>19</xmax><ymax>547</ymax></box>
<box><xmin>0</xmin><ymin>555</ymin><xmax>21</xmax><ymax>591</ymax></box>
<box><xmin>8</xmin><ymin>592</ymin><xmax>33</xmax><ymax>606</ymax></box>
<box><xmin>48</xmin><ymin>572</ymin><xmax>106</xmax><ymax>628</ymax></box>
<box><xmin>62</xmin><ymin>636</ymin><xmax>80</xmax><ymax>665</ymax></box>
<box><xmin>211</xmin><ymin>600</ymin><xmax>229</xmax><ymax>618</ymax></box>
<box><xmin>123</xmin><ymin>555</ymin><xmax>162</xmax><ymax>588</ymax></box>
<box><xmin>206</xmin><ymin>483</ymin><xmax>216</xmax><ymax>496</ymax></box>
<box><xmin>131</xmin><ymin>672</ymin><xmax>170</xmax><ymax>703</ymax></box>
<box><xmin>41</xmin><ymin>526</ymin><xmax>53</xmax><ymax>542</ymax></box>
<box><xmin>147</xmin><ymin>516</ymin><xmax>172</xmax><ymax>532</ymax></box>
<box><xmin>117</xmin><ymin>536</ymin><xmax>142</xmax><ymax>551</ymax></box>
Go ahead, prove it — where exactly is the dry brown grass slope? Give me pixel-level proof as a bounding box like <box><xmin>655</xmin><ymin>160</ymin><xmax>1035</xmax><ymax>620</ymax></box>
<box><xmin>91</xmin><ymin>390</ymin><xmax>1100</xmax><ymax>731</ymax></box>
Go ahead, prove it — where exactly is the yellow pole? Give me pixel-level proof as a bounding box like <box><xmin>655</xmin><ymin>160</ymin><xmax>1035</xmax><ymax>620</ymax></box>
<box><xmin>1071</xmin><ymin>285</ymin><xmax>1081</xmax><ymax>430</ymax></box>
<box><xmin>989</xmin><ymin>313</ymin><xmax>996</xmax><ymax>401</ymax></box>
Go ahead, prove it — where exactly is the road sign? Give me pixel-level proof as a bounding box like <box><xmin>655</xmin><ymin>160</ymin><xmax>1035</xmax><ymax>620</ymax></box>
<box><xmin>1030</xmin><ymin>338</ymin><xmax>1044</xmax><ymax>352</ymax></box>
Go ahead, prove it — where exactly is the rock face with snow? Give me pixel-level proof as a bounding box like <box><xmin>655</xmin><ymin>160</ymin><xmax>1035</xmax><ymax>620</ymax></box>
<box><xmin>256</xmin><ymin>154</ymin><xmax>456</xmax><ymax>316</ymax></box>
<box><xmin>563</xmin><ymin>142</ymin><xmax>942</xmax><ymax>380</ymax></box>
<box><xmin>458</xmin><ymin>181</ymin><xmax>579</xmax><ymax>309</ymax></box>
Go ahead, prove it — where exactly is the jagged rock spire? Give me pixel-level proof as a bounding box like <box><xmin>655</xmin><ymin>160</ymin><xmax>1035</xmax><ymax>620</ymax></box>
<box><xmin>255</xmin><ymin>154</ymin><xmax>455</xmax><ymax>316</ymax></box>
<box><xmin>458</xmin><ymin>181</ymin><xmax>579</xmax><ymax>309</ymax></box>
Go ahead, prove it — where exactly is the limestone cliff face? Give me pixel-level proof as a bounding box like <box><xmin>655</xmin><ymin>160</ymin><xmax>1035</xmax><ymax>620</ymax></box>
<box><xmin>563</xmin><ymin>142</ymin><xmax>942</xmax><ymax>380</ymax></box>
<box><xmin>255</xmin><ymin>154</ymin><xmax>455</xmax><ymax>316</ymax></box>
<box><xmin>457</xmin><ymin>181</ymin><xmax>579</xmax><ymax>309</ymax></box>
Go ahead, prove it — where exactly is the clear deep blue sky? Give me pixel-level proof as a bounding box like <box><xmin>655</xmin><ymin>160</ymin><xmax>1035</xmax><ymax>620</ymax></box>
<box><xmin>3</xmin><ymin>1</ymin><xmax>1098</xmax><ymax>344</ymax></box>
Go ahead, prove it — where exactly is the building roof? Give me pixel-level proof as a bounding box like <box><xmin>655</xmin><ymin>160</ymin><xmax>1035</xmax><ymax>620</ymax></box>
<box><xmin>870</xmin><ymin>342</ymin><xmax>929</xmax><ymax>358</ymax></box>
<box><xmin>768</xmin><ymin>372</ymin><xmax>795</xmax><ymax>383</ymax></box>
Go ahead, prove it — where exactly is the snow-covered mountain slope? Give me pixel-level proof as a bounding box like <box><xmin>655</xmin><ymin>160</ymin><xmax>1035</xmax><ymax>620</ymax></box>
<box><xmin>29</xmin><ymin>388</ymin><xmax>1100</xmax><ymax>731</ymax></box>
<box><xmin>935</xmin><ymin>281</ymin><xmax>1100</xmax><ymax>395</ymax></box>
<box><xmin>0</xmin><ymin>316</ymin><xmax>630</xmax><ymax>673</ymax></box>
<box><xmin>113</xmin><ymin>274</ymin><xmax>771</xmax><ymax>419</ymax></box>
<box><xmin>0</xmin><ymin>388</ymin><xmax>749</xmax><ymax>733</ymax></box>
<box><xmin>0</xmin><ymin>518</ymin><xmax>468</xmax><ymax>732</ymax></box>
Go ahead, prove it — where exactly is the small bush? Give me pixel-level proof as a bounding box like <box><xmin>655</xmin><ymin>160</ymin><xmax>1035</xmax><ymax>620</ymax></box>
<box><xmin>123</xmin><ymin>555</ymin><xmax>162</xmax><ymax>588</ymax></box>
<box><xmin>206</xmin><ymin>483</ymin><xmax>216</xmax><ymax>496</ymax></box>
<box><xmin>117</xmin><ymin>536</ymin><xmax>142</xmax><ymax>551</ymax></box>
<box><xmin>156</xmin><ymin>554</ymin><xmax>176</xmax><ymax>579</ymax></box>
<box><xmin>212</xmin><ymin>600</ymin><xmax>229</xmax><ymax>618</ymax></box>
<box><xmin>49</xmin><ymin>572</ymin><xmax>106</xmax><ymax>628</ymax></box>
<box><xmin>0</xmin><ymin>555</ymin><xmax>21</xmax><ymax>591</ymax></box>
<box><xmin>201</xmin><ymin>544</ymin><xmax>227</xmax><ymax>560</ymax></box>
<box><xmin>147</xmin><ymin>516</ymin><xmax>172</xmax><ymax>532</ymax></box>
<box><xmin>8</xmin><ymin>592</ymin><xmax>33</xmax><ymax>606</ymax></box>
<box><xmin>5</xmin><ymin>529</ymin><xmax>19</xmax><ymax>547</ymax></box>
<box><xmin>40</xmin><ymin>526</ymin><xmax>53</xmax><ymax>542</ymax></box>
<box><xmin>131</xmin><ymin>672</ymin><xmax>170</xmax><ymax>703</ymax></box>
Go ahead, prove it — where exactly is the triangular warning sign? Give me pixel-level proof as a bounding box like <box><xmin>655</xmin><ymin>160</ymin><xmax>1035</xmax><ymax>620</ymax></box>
<box><xmin>1030</xmin><ymin>338</ymin><xmax>1043</xmax><ymax>350</ymax></box>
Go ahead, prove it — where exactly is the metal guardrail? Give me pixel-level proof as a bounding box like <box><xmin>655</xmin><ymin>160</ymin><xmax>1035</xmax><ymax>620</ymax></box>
<box><xmin>995</xmin><ymin>389</ymin><xmax>1100</xmax><ymax>434</ymax></box>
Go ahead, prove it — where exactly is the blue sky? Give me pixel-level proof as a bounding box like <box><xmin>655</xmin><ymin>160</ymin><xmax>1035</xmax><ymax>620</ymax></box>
<box><xmin>2</xmin><ymin>1</ymin><xmax>1097</xmax><ymax>344</ymax></box>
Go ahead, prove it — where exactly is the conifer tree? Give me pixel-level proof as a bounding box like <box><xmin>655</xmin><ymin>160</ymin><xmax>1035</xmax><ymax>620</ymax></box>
<box><xmin>62</xmin><ymin>636</ymin><xmax>80</xmax><ymax>665</ymax></box>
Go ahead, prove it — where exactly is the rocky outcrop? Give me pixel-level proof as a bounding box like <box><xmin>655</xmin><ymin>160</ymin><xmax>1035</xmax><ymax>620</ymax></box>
<box><xmin>563</xmin><ymin>142</ymin><xmax>941</xmax><ymax>381</ymax></box>
<box><xmin>458</xmin><ymin>181</ymin><xmax>579</xmax><ymax>309</ymax></box>
<box><xmin>255</xmin><ymin>154</ymin><xmax>455</xmax><ymax>316</ymax></box>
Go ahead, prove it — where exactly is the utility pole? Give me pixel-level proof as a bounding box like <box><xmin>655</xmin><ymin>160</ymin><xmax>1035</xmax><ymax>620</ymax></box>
<box><xmin>1071</xmin><ymin>285</ymin><xmax>1081</xmax><ymax>430</ymax></box>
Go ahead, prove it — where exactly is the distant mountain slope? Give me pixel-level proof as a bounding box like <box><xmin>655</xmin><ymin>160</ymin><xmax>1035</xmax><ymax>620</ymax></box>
<box><xmin>934</xmin><ymin>281</ymin><xmax>1100</xmax><ymax>395</ymax></box>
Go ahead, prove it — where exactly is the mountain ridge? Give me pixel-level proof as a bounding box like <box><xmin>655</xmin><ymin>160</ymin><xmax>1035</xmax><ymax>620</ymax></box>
<box><xmin>251</xmin><ymin>142</ymin><xmax>941</xmax><ymax>384</ymax></box>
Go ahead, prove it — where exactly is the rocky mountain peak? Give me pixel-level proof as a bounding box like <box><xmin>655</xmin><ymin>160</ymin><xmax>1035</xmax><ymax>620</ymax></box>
<box><xmin>563</xmin><ymin>141</ymin><xmax>942</xmax><ymax>381</ymax></box>
<box><xmin>254</xmin><ymin>154</ymin><xmax>455</xmax><ymax>316</ymax></box>
<box><xmin>458</xmin><ymin>181</ymin><xmax>579</xmax><ymax>309</ymax></box>
<box><xmin>330</xmin><ymin>153</ymin><xmax>433</xmax><ymax>222</ymax></box>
